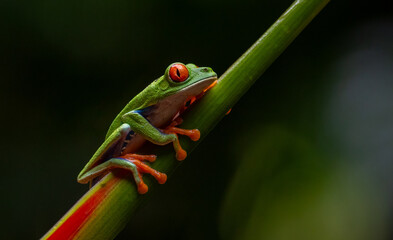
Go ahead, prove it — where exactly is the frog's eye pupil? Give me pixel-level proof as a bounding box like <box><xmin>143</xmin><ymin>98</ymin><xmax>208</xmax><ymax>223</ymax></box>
<box><xmin>169</xmin><ymin>64</ymin><xmax>189</xmax><ymax>82</ymax></box>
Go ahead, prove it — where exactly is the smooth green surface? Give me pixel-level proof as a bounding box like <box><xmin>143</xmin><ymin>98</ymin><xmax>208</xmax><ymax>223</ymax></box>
<box><xmin>46</xmin><ymin>0</ymin><xmax>330</xmax><ymax>239</ymax></box>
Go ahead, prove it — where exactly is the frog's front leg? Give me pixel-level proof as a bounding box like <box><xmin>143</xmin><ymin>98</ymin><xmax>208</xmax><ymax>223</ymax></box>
<box><xmin>122</xmin><ymin>111</ymin><xmax>177</xmax><ymax>145</ymax></box>
<box><xmin>122</xmin><ymin>112</ymin><xmax>200</xmax><ymax>160</ymax></box>
<box><xmin>162</xmin><ymin>118</ymin><xmax>200</xmax><ymax>160</ymax></box>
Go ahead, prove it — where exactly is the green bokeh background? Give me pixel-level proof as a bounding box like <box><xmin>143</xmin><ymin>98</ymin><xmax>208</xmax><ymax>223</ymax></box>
<box><xmin>1</xmin><ymin>0</ymin><xmax>392</xmax><ymax>239</ymax></box>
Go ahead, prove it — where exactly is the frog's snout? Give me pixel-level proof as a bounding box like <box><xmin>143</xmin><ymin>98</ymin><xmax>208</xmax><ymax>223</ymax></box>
<box><xmin>197</xmin><ymin>67</ymin><xmax>217</xmax><ymax>77</ymax></box>
<box><xmin>200</xmin><ymin>67</ymin><xmax>212</xmax><ymax>73</ymax></box>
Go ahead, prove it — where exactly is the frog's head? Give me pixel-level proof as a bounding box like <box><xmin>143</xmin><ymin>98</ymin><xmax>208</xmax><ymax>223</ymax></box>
<box><xmin>155</xmin><ymin>62</ymin><xmax>217</xmax><ymax>99</ymax></box>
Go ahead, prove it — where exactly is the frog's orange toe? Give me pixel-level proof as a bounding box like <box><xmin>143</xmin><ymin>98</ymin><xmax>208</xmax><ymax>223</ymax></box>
<box><xmin>176</xmin><ymin>149</ymin><xmax>187</xmax><ymax>161</ymax></box>
<box><xmin>189</xmin><ymin>129</ymin><xmax>200</xmax><ymax>141</ymax></box>
<box><xmin>137</xmin><ymin>182</ymin><xmax>148</xmax><ymax>194</ymax></box>
<box><xmin>157</xmin><ymin>173</ymin><xmax>167</xmax><ymax>184</ymax></box>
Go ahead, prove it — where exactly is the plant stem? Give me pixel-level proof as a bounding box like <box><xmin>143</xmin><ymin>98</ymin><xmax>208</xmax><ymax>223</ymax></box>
<box><xmin>41</xmin><ymin>0</ymin><xmax>330</xmax><ymax>239</ymax></box>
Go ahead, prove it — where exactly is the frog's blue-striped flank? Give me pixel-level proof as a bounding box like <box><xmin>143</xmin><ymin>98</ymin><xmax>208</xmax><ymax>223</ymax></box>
<box><xmin>77</xmin><ymin>63</ymin><xmax>217</xmax><ymax>194</ymax></box>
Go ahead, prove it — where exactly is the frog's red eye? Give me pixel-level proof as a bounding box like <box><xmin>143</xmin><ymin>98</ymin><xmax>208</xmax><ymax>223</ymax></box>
<box><xmin>169</xmin><ymin>64</ymin><xmax>189</xmax><ymax>82</ymax></box>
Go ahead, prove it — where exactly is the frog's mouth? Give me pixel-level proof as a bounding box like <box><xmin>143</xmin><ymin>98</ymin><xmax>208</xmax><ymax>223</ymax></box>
<box><xmin>181</xmin><ymin>77</ymin><xmax>218</xmax><ymax>113</ymax></box>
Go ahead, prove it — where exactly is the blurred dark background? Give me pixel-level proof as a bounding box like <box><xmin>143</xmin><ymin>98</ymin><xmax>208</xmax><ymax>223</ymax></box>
<box><xmin>1</xmin><ymin>0</ymin><xmax>393</xmax><ymax>239</ymax></box>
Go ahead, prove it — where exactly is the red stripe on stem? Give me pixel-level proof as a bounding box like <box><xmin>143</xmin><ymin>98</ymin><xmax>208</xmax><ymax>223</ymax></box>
<box><xmin>47</xmin><ymin>178</ymin><xmax>118</xmax><ymax>240</ymax></box>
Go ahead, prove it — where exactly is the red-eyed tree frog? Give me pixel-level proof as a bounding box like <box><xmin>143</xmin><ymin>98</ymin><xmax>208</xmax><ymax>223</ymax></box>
<box><xmin>77</xmin><ymin>63</ymin><xmax>217</xmax><ymax>194</ymax></box>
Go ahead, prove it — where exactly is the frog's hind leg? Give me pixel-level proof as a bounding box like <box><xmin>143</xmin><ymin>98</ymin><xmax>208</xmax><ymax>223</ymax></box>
<box><xmin>79</xmin><ymin>157</ymin><xmax>167</xmax><ymax>194</ymax></box>
<box><xmin>77</xmin><ymin>123</ymin><xmax>131</xmax><ymax>186</ymax></box>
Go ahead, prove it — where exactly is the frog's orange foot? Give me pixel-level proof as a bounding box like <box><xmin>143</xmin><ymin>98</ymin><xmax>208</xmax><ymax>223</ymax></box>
<box><xmin>166</xmin><ymin>126</ymin><xmax>200</xmax><ymax>141</ymax></box>
<box><xmin>121</xmin><ymin>154</ymin><xmax>166</xmax><ymax>194</ymax></box>
<box><xmin>163</xmin><ymin>119</ymin><xmax>201</xmax><ymax>161</ymax></box>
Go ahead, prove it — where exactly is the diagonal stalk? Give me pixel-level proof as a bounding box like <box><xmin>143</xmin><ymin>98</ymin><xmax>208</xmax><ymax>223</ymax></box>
<box><xmin>42</xmin><ymin>0</ymin><xmax>330</xmax><ymax>239</ymax></box>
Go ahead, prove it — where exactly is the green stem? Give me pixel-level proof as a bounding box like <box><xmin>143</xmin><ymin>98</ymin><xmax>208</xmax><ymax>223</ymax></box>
<box><xmin>42</xmin><ymin>0</ymin><xmax>329</xmax><ymax>239</ymax></box>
